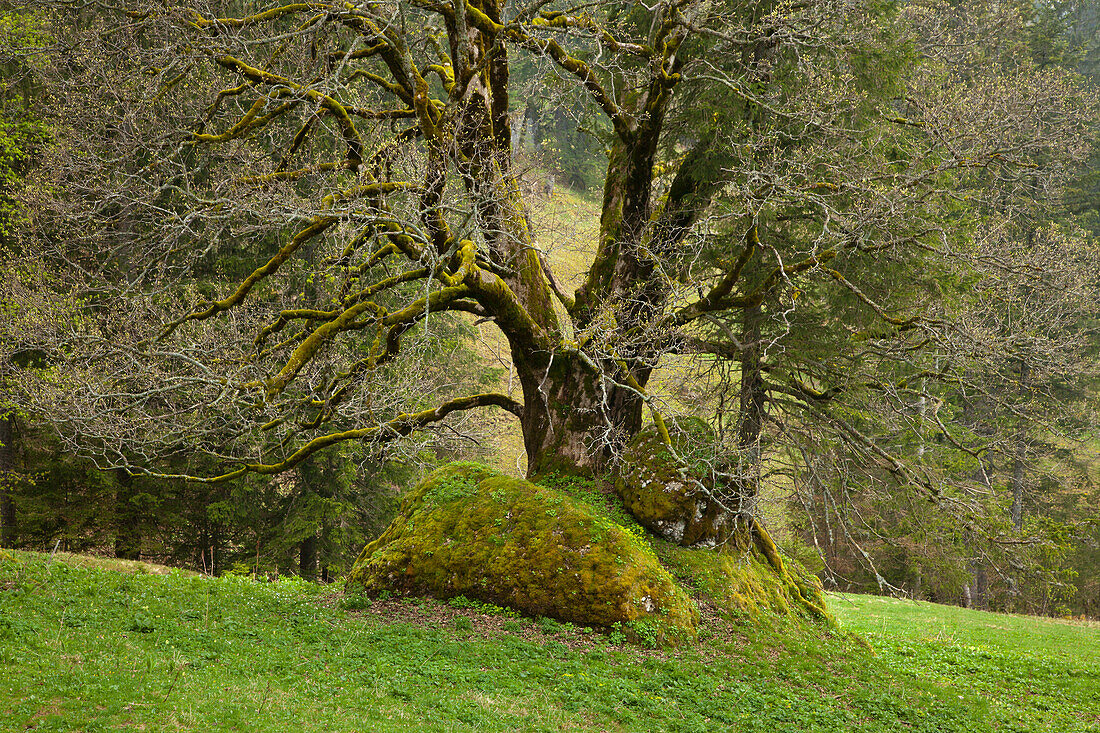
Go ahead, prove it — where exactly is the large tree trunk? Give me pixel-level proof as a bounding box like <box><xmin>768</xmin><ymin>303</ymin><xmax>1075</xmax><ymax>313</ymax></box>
<box><xmin>516</xmin><ymin>131</ymin><xmax>669</xmax><ymax>478</ymax></box>
<box><xmin>517</xmin><ymin>350</ymin><xmax>646</xmax><ymax>478</ymax></box>
<box><xmin>0</xmin><ymin>413</ymin><xmax>16</xmax><ymax>548</ymax></box>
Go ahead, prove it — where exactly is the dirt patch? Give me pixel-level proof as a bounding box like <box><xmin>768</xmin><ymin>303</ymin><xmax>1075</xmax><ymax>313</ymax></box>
<box><xmin>326</xmin><ymin>590</ymin><xmax>699</xmax><ymax>662</ymax></box>
<box><xmin>23</xmin><ymin>700</ymin><xmax>64</xmax><ymax>729</ymax></box>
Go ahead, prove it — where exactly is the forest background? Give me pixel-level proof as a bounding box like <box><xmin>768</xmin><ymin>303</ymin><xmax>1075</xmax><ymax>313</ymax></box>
<box><xmin>0</xmin><ymin>0</ymin><xmax>1099</xmax><ymax>619</ymax></box>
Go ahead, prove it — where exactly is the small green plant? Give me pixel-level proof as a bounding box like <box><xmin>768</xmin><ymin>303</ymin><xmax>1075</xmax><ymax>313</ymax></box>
<box><xmin>446</xmin><ymin>595</ymin><xmax>519</xmax><ymax>617</ymax></box>
<box><xmin>423</xmin><ymin>462</ymin><xmax>491</xmax><ymax>506</ymax></box>
<box><xmin>626</xmin><ymin>619</ymin><xmax>660</xmax><ymax>648</ymax></box>
<box><xmin>537</xmin><ymin>616</ymin><xmax>562</xmax><ymax>633</ymax></box>
<box><xmin>453</xmin><ymin>617</ymin><xmax>474</xmax><ymax>632</ymax></box>
<box><xmin>340</xmin><ymin>591</ymin><xmax>371</xmax><ymax>611</ymax></box>
<box><xmin>127</xmin><ymin>612</ymin><xmax>156</xmax><ymax>634</ymax></box>
<box><xmin>0</xmin><ymin>609</ymin><xmax>35</xmax><ymax>640</ymax></box>
<box><xmin>224</xmin><ymin>562</ymin><xmax>255</xmax><ymax>578</ymax></box>
<box><xmin>446</xmin><ymin>595</ymin><xmax>477</xmax><ymax>609</ymax></box>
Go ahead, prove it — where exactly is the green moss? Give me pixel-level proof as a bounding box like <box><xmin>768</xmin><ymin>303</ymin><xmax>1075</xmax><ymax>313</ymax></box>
<box><xmin>420</xmin><ymin>461</ymin><xmax>493</xmax><ymax>507</ymax></box>
<box><xmin>662</xmin><ymin>542</ymin><xmax>833</xmax><ymax>625</ymax></box>
<box><xmin>349</xmin><ymin>462</ymin><xmax>831</xmax><ymax>643</ymax></box>
<box><xmin>616</xmin><ymin>420</ymin><xmax>742</xmax><ymax>548</ymax></box>
<box><xmin>537</xmin><ymin>472</ymin><xmax>647</xmax><ymax>539</ymax></box>
<box><xmin>347</xmin><ymin>463</ymin><xmax>698</xmax><ymax>644</ymax></box>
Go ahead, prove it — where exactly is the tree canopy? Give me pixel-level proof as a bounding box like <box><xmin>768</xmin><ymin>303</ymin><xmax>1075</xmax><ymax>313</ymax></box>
<box><xmin>2</xmin><ymin>0</ymin><xmax>1098</xmax><ymax>570</ymax></box>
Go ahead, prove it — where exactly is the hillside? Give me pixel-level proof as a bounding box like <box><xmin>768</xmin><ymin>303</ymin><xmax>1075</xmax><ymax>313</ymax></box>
<box><xmin>831</xmin><ymin>594</ymin><xmax>1100</xmax><ymax>732</ymax></box>
<box><xmin>1</xmin><ymin>551</ymin><xmax>1097</xmax><ymax>732</ymax></box>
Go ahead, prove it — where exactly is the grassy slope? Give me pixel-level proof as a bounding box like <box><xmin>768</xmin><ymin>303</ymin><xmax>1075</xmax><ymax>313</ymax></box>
<box><xmin>2</xmin><ymin>551</ymin><xmax>1098</xmax><ymax>732</ymax></box>
<box><xmin>831</xmin><ymin>593</ymin><xmax>1100</xmax><ymax>733</ymax></box>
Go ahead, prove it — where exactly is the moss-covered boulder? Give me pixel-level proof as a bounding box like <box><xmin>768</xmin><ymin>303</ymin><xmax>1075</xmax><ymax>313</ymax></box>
<box><xmin>616</xmin><ymin>419</ymin><xmax>740</xmax><ymax>548</ymax></box>
<box><xmin>664</xmin><ymin>532</ymin><xmax>831</xmax><ymax>622</ymax></box>
<box><xmin>346</xmin><ymin>462</ymin><xmax>699</xmax><ymax>642</ymax></box>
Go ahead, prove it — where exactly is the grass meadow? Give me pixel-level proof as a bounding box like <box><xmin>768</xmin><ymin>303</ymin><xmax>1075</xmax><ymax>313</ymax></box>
<box><xmin>1</xmin><ymin>550</ymin><xmax>1097</xmax><ymax>732</ymax></box>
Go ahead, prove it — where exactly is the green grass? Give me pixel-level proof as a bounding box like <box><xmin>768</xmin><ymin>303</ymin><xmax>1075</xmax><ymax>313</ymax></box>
<box><xmin>1</xmin><ymin>550</ymin><xmax>1097</xmax><ymax>731</ymax></box>
<box><xmin>831</xmin><ymin>593</ymin><xmax>1100</xmax><ymax>733</ymax></box>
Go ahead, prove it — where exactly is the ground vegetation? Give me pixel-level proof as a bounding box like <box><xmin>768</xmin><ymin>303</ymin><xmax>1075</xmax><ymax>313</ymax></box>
<box><xmin>1</xmin><ymin>550</ymin><xmax>1097</xmax><ymax>731</ymax></box>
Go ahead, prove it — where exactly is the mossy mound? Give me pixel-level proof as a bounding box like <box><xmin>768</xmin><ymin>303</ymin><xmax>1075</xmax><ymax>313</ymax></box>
<box><xmin>664</xmin><ymin>534</ymin><xmax>831</xmax><ymax>623</ymax></box>
<box><xmin>616</xmin><ymin>419</ymin><xmax>740</xmax><ymax>548</ymax></box>
<box><xmin>346</xmin><ymin>462</ymin><xmax>699</xmax><ymax>643</ymax></box>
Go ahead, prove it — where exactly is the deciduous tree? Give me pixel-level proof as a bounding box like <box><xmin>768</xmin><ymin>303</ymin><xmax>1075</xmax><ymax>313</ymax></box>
<box><xmin>3</xmin><ymin>0</ymin><xmax>1096</xmax><ymax>560</ymax></box>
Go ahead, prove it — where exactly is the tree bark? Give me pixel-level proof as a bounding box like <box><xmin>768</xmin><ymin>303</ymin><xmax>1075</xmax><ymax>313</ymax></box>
<box><xmin>516</xmin><ymin>341</ymin><xmax>653</xmax><ymax>478</ymax></box>
<box><xmin>319</xmin><ymin>509</ymin><xmax>333</xmax><ymax>583</ymax></box>
<box><xmin>1010</xmin><ymin>431</ymin><xmax>1026</xmax><ymax>530</ymax></box>
<box><xmin>210</xmin><ymin>524</ymin><xmax>224</xmax><ymax>577</ymax></box>
<box><xmin>974</xmin><ymin>565</ymin><xmax>988</xmax><ymax>610</ymax></box>
<box><xmin>738</xmin><ymin>303</ymin><xmax>767</xmax><ymax>499</ymax></box>
<box><xmin>300</xmin><ymin>533</ymin><xmax>318</xmax><ymax>581</ymax></box>
<box><xmin>0</xmin><ymin>413</ymin><xmax>16</xmax><ymax>548</ymax></box>
<box><xmin>1011</xmin><ymin>360</ymin><xmax>1029</xmax><ymax>530</ymax></box>
<box><xmin>114</xmin><ymin>469</ymin><xmax>142</xmax><ymax>560</ymax></box>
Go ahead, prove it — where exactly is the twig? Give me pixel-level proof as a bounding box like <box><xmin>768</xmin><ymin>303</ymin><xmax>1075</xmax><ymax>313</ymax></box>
<box><xmin>162</xmin><ymin>666</ymin><xmax>183</xmax><ymax>703</ymax></box>
<box><xmin>257</xmin><ymin>679</ymin><xmax>273</xmax><ymax>714</ymax></box>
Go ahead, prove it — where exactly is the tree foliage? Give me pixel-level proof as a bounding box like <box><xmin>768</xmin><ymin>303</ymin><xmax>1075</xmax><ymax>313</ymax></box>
<box><xmin>1</xmin><ymin>0</ymin><xmax>1098</xmax><ymax>592</ymax></box>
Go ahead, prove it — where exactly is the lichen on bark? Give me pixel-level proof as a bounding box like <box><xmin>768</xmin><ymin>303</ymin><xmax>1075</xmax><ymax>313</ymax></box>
<box><xmin>616</xmin><ymin>419</ymin><xmax>745</xmax><ymax>549</ymax></box>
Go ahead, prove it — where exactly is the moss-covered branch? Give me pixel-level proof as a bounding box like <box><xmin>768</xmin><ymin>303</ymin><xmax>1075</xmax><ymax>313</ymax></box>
<box><xmin>260</xmin><ymin>281</ymin><xmax>469</xmax><ymax>399</ymax></box>
<box><xmin>822</xmin><ymin>268</ymin><xmax>927</xmax><ymax>327</ymax></box>
<box><xmin>140</xmin><ymin>393</ymin><xmax>525</xmax><ymax>484</ymax></box>
<box><xmin>254</xmin><ymin>266</ymin><xmax>432</xmax><ymax>351</ymax></box>
<box><xmin>158</xmin><ymin>216</ymin><xmax>338</xmax><ymax>340</ymax></box>
<box><xmin>188</xmin><ymin>3</ymin><xmax>330</xmax><ymax>29</ymax></box>
<box><xmin>211</xmin><ymin>55</ymin><xmax>365</xmax><ymax>168</ymax></box>
<box><xmin>445</xmin><ymin>2</ymin><xmax>635</xmax><ymax>140</ymax></box>
<box><xmin>672</xmin><ymin>226</ymin><xmax>761</xmax><ymax>325</ymax></box>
